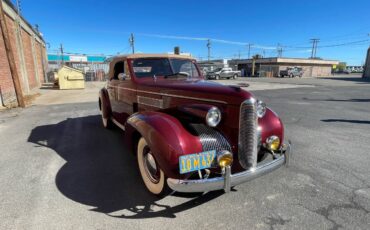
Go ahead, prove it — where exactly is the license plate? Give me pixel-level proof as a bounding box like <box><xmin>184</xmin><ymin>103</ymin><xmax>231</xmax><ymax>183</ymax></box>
<box><xmin>179</xmin><ymin>150</ymin><xmax>216</xmax><ymax>174</ymax></box>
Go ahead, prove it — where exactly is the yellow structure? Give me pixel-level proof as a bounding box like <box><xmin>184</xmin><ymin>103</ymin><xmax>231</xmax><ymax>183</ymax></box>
<box><xmin>56</xmin><ymin>66</ymin><xmax>85</xmax><ymax>89</ymax></box>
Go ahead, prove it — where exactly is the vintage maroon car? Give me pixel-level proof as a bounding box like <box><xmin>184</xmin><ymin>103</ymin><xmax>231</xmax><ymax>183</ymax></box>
<box><xmin>99</xmin><ymin>54</ymin><xmax>291</xmax><ymax>195</ymax></box>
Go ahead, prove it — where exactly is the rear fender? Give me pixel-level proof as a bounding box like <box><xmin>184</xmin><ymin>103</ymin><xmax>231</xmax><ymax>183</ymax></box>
<box><xmin>99</xmin><ymin>88</ymin><xmax>111</xmax><ymax>118</ymax></box>
<box><xmin>125</xmin><ymin>111</ymin><xmax>203</xmax><ymax>179</ymax></box>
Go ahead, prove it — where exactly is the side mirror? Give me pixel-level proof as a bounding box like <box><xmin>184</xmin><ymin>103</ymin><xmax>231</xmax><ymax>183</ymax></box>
<box><xmin>118</xmin><ymin>73</ymin><xmax>126</xmax><ymax>80</ymax></box>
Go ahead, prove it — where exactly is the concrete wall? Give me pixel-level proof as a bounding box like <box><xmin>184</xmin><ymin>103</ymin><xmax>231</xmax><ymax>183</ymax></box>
<box><xmin>0</xmin><ymin>0</ymin><xmax>47</xmax><ymax>106</ymax></box>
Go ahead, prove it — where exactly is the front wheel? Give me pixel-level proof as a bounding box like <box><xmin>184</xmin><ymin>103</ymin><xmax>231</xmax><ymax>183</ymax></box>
<box><xmin>215</xmin><ymin>75</ymin><xmax>220</xmax><ymax>80</ymax></box>
<box><xmin>233</xmin><ymin>74</ymin><xmax>238</xmax><ymax>79</ymax></box>
<box><xmin>137</xmin><ymin>137</ymin><xmax>169</xmax><ymax>195</ymax></box>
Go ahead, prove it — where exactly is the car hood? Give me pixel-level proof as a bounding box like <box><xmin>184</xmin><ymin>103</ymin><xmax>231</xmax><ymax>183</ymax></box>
<box><xmin>138</xmin><ymin>78</ymin><xmax>253</xmax><ymax>106</ymax></box>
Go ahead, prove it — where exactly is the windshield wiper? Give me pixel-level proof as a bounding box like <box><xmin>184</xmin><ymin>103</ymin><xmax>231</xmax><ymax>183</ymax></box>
<box><xmin>164</xmin><ymin>72</ymin><xmax>189</xmax><ymax>78</ymax></box>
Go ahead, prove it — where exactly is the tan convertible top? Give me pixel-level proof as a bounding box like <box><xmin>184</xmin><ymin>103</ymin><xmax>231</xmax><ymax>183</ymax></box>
<box><xmin>107</xmin><ymin>53</ymin><xmax>196</xmax><ymax>79</ymax></box>
<box><xmin>106</xmin><ymin>53</ymin><xmax>195</xmax><ymax>63</ymax></box>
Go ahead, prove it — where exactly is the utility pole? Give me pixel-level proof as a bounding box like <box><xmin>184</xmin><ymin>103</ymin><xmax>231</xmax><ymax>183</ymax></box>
<box><xmin>60</xmin><ymin>44</ymin><xmax>64</xmax><ymax>65</ymax></box>
<box><xmin>129</xmin><ymin>33</ymin><xmax>135</xmax><ymax>54</ymax></box>
<box><xmin>247</xmin><ymin>43</ymin><xmax>253</xmax><ymax>59</ymax></box>
<box><xmin>277</xmin><ymin>43</ymin><xmax>283</xmax><ymax>58</ymax></box>
<box><xmin>310</xmin><ymin>38</ymin><xmax>320</xmax><ymax>58</ymax></box>
<box><xmin>238</xmin><ymin>50</ymin><xmax>241</xmax><ymax>59</ymax></box>
<box><xmin>207</xmin><ymin>39</ymin><xmax>211</xmax><ymax>61</ymax></box>
<box><xmin>0</xmin><ymin>1</ymin><xmax>25</xmax><ymax>107</ymax></box>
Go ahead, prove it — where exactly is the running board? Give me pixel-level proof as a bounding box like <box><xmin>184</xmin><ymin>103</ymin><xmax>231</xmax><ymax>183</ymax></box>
<box><xmin>111</xmin><ymin>118</ymin><xmax>125</xmax><ymax>131</ymax></box>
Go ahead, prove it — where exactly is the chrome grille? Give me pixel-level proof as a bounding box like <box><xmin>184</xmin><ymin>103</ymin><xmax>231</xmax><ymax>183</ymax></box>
<box><xmin>238</xmin><ymin>99</ymin><xmax>258</xmax><ymax>169</ymax></box>
<box><xmin>190</xmin><ymin>124</ymin><xmax>231</xmax><ymax>153</ymax></box>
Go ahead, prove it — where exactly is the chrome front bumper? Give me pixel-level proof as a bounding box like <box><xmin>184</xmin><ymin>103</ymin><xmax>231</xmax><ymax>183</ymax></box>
<box><xmin>167</xmin><ymin>142</ymin><xmax>292</xmax><ymax>193</ymax></box>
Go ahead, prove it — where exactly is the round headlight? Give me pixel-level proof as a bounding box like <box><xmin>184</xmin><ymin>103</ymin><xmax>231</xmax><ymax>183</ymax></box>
<box><xmin>256</xmin><ymin>100</ymin><xmax>267</xmax><ymax>118</ymax></box>
<box><xmin>217</xmin><ymin>150</ymin><xmax>233</xmax><ymax>168</ymax></box>
<box><xmin>266</xmin><ymin>136</ymin><xmax>280</xmax><ymax>151</ymax></box>
<box><xmin>206</xmin><ymin>107</ymin><xmax>221</xmax><ymax>127</ymax></box>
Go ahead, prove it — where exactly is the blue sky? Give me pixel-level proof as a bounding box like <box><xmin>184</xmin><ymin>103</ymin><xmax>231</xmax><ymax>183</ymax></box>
<box><xmin>17</xmin><ymin>0</ymin><xmax>370</xmax><ymax>65</ymax></box>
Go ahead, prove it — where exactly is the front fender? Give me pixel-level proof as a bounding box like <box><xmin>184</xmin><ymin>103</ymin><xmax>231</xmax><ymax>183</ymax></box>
<box><xmin>258</xmin><ymin>108</ymin><xmax>284</xmax><ymax>148</ymax></box>
<box><xmin>125</xmin><ymin>111</ymin><xmax>203</xmax><ymax>179</ymax></box>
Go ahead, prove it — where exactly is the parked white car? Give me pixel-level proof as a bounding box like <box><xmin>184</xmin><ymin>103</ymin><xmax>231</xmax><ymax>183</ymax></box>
<box><xmin>206</xmin><ymin>68</ymin><xmax>241</xmax><ymax>80</ymax></box>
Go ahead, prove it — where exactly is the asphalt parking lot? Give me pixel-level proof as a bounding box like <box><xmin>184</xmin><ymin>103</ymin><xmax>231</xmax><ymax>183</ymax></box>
<box><xmin>0</xmin><ymin>75</ymin><xmax>369</xmax><ymax>229</ymax></box>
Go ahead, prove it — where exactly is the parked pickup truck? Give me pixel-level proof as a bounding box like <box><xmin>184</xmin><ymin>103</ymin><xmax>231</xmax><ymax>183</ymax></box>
<box><xmin>99</xmin><ymin>54</ymin><xmax>291</xmax><ymax>195</ymax></box>
<box><xmin>206</xmin><ymin>67</ymin><xmax>241</xmax><ymax>80</ymax></box>
<box><xmin>279</xmin><ymin>67</ymin><xmax>303</xmax><ymax>78</ymax></box>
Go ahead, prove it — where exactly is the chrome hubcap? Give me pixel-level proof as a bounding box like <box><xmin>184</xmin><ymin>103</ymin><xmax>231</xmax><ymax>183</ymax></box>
<box><xmin>143</xmin><ymin>146</ymin><xmax>160</xmax><ymax>183</ymax></box>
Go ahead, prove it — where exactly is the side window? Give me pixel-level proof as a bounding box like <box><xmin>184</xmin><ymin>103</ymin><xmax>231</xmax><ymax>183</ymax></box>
<box><xmin>113</xmin><ymin>61</ymin><xmax>124</xmax><ymax>80</ymax></box>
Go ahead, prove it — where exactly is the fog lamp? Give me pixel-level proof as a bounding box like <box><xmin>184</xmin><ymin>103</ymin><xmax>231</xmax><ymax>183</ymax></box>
<box><xmin>266</xmin><ymin>136</ymin><xmax>280</xmax><ymax>151</ymax></box>
<box><xmin>217</xmin><ymin>150</ymin><xmax>233</xmax><ymax>168</ymax></box>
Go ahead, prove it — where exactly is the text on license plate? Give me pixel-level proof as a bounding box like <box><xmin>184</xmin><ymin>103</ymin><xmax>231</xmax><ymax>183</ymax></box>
<box><xmin>179</xmin><ymin>150</ymin><xmax>216</xmax><ymax>174</ymax></box>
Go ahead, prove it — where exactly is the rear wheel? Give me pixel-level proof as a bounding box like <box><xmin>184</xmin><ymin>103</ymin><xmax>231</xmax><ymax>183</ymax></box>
<box><xmin>137</xmin><ymin>137</ymin><xmax>168</xmax><ymax>195</ymax></box>
<box><xmin>100</xmin><ymin>99</ymin><xmax>112</xmax><ymax>129</ymax></box>
<box><xmin>289</xmin><ymin>74</ymin><xmax>294</xmax><ymax>78</ymax></box>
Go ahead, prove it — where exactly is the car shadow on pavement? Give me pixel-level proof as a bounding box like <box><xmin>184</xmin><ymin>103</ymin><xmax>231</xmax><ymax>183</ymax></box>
<box><xmin>27</xmin><ymin>115</ymin><xmax>223</xmax><ymax>219</ymax></box>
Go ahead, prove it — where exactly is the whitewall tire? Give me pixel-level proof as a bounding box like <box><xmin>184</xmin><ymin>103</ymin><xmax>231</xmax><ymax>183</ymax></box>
<box><xmin>137</xmin><ymin>137</ymin><xmax>167</xmax><ymax>195</ymax></box>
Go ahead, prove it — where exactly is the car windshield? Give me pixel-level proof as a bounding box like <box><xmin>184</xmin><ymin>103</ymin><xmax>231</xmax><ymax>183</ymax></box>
<box><xmin>213</xmin><ymin>68</ymin><xmax>222</xmax><ymax>72</ymax></box>
<box><xmin>132</xmin><ymin>58</ymin><xmax>200</xmax><ymax>79</ymax></box>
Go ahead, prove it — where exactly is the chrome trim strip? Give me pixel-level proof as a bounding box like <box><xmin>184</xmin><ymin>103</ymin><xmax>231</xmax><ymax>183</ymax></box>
<box><xmin>111</xmin><ymin>118</ymin><xmax>125</xmax><ymax>131</ymax></box>
<box><xmin>137</xmin><ymin>96</ymin><xmax>164</xmax><ymax>109</ymax></box>
<box><xmin>167</xmin><ymin>142</ymin><xmax>291</xmax><ymax>193</ymax></box>
<box><xmin>113</xmin><ymin>86</ymin><xmax>227</xmax><ymax>104</ymax></box>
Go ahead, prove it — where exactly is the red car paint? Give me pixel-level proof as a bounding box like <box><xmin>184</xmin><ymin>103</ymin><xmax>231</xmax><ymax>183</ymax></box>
<box><xmin>99</xmin><ymin>54</ymin><xmax>284</xmax><ymax>179</ymax></box>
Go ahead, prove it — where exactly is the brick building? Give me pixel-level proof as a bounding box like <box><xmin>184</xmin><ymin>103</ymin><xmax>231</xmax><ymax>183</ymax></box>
<box><xmin>0</xmin><ymin>0</ymin><xmax>47</xmax><ymax>107</ymax></box>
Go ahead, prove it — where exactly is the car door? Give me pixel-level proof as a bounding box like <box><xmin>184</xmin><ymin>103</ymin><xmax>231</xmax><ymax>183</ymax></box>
<box><xmin>224</xmin><ymin>68</ymin><xmax>232</xmax><ymax>78</ymax></box>
<box><xmin>115</xmin><ymin>61</ymin><xmax>137</xmax><ymax>125</ymax></box>
<box><xmin>107</xmin><ymin>65</ymin><xmax>120</xmax><ymax>119</ymax></box>
<box><xmin>220</xmin><ymin>69</ymin><xmax>227</xmax><ymax>78</ymax></box>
